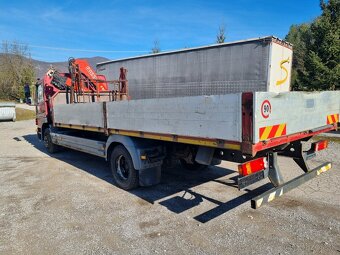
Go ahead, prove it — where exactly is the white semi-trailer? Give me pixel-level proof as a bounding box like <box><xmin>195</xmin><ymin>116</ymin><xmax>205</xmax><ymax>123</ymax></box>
<box><xmin>35</xmin><ymin>37</ymin><xmax>339</xmax><ymax>208</ymax></box>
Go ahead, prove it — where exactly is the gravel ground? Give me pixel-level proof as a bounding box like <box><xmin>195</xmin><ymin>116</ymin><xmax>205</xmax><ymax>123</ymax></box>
<box><xmin>0</xmin><ymin>120</ymin><xmax>339</xmax><ymax>255</ymax></box>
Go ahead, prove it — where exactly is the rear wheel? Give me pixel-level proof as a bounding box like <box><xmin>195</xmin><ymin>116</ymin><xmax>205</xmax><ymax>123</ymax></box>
<box><xmin>110</xmin><ymin>145</ymin><xmax>139</xmax><ymax>190</ymax></box>
<box><xmin>43</xmin><ymin>128</ymin><xmax>58</xmax><ymax>153</ymax></box>
<box><xmin>180</xmin><ymin>159</ymin><xmax>208</xmax><ymax>171</ymax></box>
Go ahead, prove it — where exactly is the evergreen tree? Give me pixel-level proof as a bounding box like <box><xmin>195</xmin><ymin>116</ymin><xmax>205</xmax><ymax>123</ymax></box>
<box><xmin>285</xmin><ymin>24</ymin><xmax>310</xmax><ymax>90</ymax></box>
<box><xmin>285</xmin><ymin>0</ymin><xmax>339</xmax><ymax>90</ymax></box>
<box><xmin>304</xmin><ymin>0</ymin><xmax>340</xmax><ymax>90</ymax></box>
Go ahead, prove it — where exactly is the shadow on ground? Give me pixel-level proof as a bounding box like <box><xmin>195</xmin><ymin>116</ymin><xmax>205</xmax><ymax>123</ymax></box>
<box><xmin>22</xmin><ymin>134</ymin><xmax>273</xmax><ymax>223</ymax></box>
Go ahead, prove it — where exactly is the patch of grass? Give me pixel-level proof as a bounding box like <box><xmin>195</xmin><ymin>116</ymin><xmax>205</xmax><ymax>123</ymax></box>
<box><xmin>15</xmin><ymin>108</ymin><xmax>36</xmax><ymax>121</ymax></box>
<box><xmin>0</xmin><ymin>99</ymin><xmax>16</xmax><ymax>103</ymax></box>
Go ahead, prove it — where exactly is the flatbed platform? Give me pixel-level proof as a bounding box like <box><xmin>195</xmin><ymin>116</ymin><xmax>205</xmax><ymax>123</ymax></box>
<box><xmin>53</xmin><ymin>91</ymin><xmax>340</xmax><ymax>155</ymax></box>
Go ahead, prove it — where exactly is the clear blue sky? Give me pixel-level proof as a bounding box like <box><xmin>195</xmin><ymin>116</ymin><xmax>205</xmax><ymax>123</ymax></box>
<box><xmin>0</xmin><ymin>0</ymin><xmax>322</xmax><ymax>62</ymax></box>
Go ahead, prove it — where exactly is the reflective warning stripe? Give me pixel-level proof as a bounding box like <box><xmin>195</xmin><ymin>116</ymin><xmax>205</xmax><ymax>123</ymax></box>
<box><xmin>316</xmin><ymin>163</ymin><xmax>332</xmax><ymax>175</ymax></box>
<box><xmin>259</xmin><ymin>123</ymin><xmax>287</xmax><ymax>141</ymax></box>
<box><xmin>54</xmin><ymin>123</ymin><xmax>242</xmax><ymax>150</ymax></box>
<box><xmin>327</xmin><ymin>113</ymin><xmax>339</xmax><ymax>124</ymax></box>
<box><xmin>254</xmin><ymin>188</ymin><xmax>284</xmax><ymax>208</ymax></box>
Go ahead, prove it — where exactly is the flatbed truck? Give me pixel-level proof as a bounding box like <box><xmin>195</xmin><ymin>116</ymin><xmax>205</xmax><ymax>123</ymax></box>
<box><xmin>35</xmin><ymin>37</ymin><xmax>340</xmax><ymax>208</ymax></box>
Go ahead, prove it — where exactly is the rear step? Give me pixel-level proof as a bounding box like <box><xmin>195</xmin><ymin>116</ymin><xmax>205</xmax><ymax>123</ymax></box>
<box><xmin>236</xmin><ymin>140</ymin><xmax>331</xmax><ymax>208</ymax></box>
<box><xmin>251</xmin><ymin>162</ymin><xmax>332</xmax><ymax>209</ymax></box>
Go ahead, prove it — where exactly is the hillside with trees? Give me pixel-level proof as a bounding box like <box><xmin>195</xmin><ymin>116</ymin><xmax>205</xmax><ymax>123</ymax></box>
<box><xmin>0</xmin><ymin>43</ymin><xmax>108</xmax><ymax>101</ymax></box>
<box><xmin>0</xmin><ymin>41</ymin><xmax>35</xmax><ymax>100</ymax></box>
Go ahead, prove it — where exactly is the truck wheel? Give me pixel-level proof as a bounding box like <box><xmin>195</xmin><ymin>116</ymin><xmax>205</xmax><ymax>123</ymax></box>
<box><xmin>180</xmin><ymin>159</ymin><xmax>208</xmax><ymax>171</ymax></box>
<box><xmin>110</xmin><ymin>145</ymin><xmax>139</xmax><ymax>190</ymax></box>
<box><xmin>43</xmin><ymin>129</ymin><xmax>58</xmax><ymax>154</ymax></box>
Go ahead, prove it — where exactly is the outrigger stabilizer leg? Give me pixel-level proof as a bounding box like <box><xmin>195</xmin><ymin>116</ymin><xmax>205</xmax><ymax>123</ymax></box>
<box><xmin>267</xmin><ymin>152</ymin><xmax>284</xmax><ymax>187</ymax></box>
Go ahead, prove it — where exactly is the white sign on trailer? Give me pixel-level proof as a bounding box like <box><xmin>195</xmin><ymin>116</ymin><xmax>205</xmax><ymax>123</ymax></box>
<box><xmin>268</xmin><ymin>42</ymin><xmax>293</xmax><ymax>93</ymax></box>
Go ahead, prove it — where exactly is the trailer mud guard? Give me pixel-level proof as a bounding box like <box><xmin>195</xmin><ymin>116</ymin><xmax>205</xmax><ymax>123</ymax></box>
<box><xmin>106</xmin><ymin>134</ymin><xmax>164</xmax><ymax>170</ymax></box>
<box><xmin>251</xmin><ymin>162</ymin><xmax>332</xmax><ymax>209</ymax></box>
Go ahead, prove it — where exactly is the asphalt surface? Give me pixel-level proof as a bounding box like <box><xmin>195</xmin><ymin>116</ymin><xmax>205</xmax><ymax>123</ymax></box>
<box><xmin>0</xmin><ymin>120</ymin><xmax>339</xmax><ymax>255</ymax></box>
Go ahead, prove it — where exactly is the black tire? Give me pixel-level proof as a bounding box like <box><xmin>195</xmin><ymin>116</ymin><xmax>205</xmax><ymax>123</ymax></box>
<box><xmin>43</xmin><ymin>128</ymin><xmax>58</xmax><ymax>154</ymax></box>
<box><xmin>180</xmin><ymin>159</ymin><xmax>208</xmax><ymax>171</ymax></box>
<box><xmin>110</xmin><ymin>145</ymin><xmax>139</xmax><ymax>190</ymax></box>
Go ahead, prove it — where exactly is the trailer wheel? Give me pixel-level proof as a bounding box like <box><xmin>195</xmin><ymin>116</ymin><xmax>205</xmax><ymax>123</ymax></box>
<box><xmin>43</xmin><ymin>129</ymin><xmax>58</xmax><ymax>154</ymax></box>
<box><xmin>180</xmin><ymin>159</ymin><xmax>208</xmax><ymax>171</ymax></box>
<box><xmin>110</xmin><ymin>145</ymin><xmax>139</xmax><ymax>190</ymax></box>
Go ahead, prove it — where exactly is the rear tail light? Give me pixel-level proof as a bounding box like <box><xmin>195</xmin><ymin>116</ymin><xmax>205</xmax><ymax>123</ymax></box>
<box><xmin>238</xmin><ymin>157</ymin><xmax>268</xmax><ymax>176</ymax></box>
<box><xmin>35</xmin><ymin>118</ymin><xmax>38</xmax><ymax>125</ymax></box>
<box><xmin>312</xmin><ymin>140</ymin><xmax>328</xmax><ymax>152</ymax></box>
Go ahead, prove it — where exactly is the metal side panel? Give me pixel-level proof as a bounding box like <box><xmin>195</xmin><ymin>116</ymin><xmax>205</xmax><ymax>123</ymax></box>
<box><xmin>253</xmin><ymin>91</ymin><xmax>340</xmax><ymax>143</ymax></box>
<box><xmin>53</xmin><ymin>102</ymin><xmax>105</xmax><ymax>128</ymax></box>
<box><xmin>98</xmin><ymin>38</ymin><xmax>273</xmax><ymax>99</ymax></box>
<box><xmin>106</xmin><ymin>94</ymin><xmax>243</xmax><ymax>142</ymax></box>
<box><xmin>51</xmin><ymin>133</ymin><xmax>106</xmax><ymax>157</ymax></box>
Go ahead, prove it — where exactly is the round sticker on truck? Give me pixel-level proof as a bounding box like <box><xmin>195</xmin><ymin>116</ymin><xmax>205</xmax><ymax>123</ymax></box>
<box><xmin>261</xmin><ymin>100</ymin><xmax>271</xmax><ymax>118</ymax></box>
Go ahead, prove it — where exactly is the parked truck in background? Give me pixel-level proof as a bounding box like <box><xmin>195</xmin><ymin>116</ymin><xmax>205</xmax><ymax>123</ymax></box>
<box><xmin>35</xmin><ymin>36</ymin><xmax>340</xmax><ymax>208</ymax></box>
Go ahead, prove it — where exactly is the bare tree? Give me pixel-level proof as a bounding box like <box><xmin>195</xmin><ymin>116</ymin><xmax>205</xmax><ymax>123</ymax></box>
<box><xmin>0</xmin><ymin>41</ymin><xmax>35</xmax><ymax>100</ymax></box>
<box><xmin>216</xmin><ymin>24</ymin><xmax>226</xmax><ymax>44</ymax></box>
<box><xmin>151</xmin><ymin>39</ymin><xmax>161</xmax><ymax>54</ymax></box>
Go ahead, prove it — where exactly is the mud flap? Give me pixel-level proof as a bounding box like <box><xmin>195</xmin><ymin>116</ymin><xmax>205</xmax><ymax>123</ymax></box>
<box><xmin>139</xmin><ymin>166</ymin><xmax>162</xmax><ymax>186</ymax></box>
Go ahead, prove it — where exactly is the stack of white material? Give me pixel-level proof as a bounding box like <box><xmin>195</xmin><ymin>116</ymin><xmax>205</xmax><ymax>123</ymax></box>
<box><xmin>0</xmin><ymin>103</ymin><xmax>16</xmax><ymax>122</ymax></box>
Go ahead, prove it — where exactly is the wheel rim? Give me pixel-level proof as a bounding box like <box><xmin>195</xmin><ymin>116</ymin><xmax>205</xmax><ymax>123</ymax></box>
<box><xmin>116</xmin><ymin>155</ymin><xmax>129</xmax><ymax>180</ymax></box>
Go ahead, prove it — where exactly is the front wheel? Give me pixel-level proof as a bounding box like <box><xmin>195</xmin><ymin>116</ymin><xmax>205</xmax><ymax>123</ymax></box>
<box><xmin>43</xmin><ymin>128</ymin><xmax>58</xmax><ymax>154</ymax></box>
<box><xmin>110</xmin><ymin>145</ymin><xmax>139</xmax><ymax>190</ymax></box>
